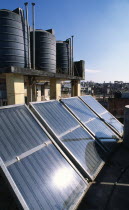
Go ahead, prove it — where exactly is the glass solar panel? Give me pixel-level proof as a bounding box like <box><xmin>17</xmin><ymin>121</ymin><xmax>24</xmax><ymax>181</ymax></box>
<box><xmin>31</xmin><ymin>101</ymin><xmax>78</xmax><ymax>136</ymax></box>
<box><xmin>61</xmin><ymin>97</ymin><xmax>119</xmax><ymax>140</ymax></box>
<box><xmin>30</xmin><ymin>101</ymin><xmax>106</xmax><ymax>180</ymax></box>
<box><xmin>80</xmin><ymin>95</ymin><xmax>123</xmax><ymax>136</ymax></box>
<box><xmin>80</xmin><ymin>95</ymin><xmax>106</xmax><ymax>115</ymax></box>
<box><xmin>60</xmin><ymin>126</ymin><xmax>104</xmax><ymax>178</ymax></box>
<box><xmin>101</xmin><ymin>112</ymin><xmax>123</xmax><ymax>135</ymax></box>
<box><xmin>0</xmin><ymin>105</ymin><xmax>50</xmax><ymax>163</ymax></box>
<box><xmin>7</xmin><ymin>145</ymin><xmax>87</xmax><ymax>210</ymax></box>
<box><xmin>0</xmin><ymin>105</ymin><xmax>88</xmax><ymax>210</ymax></box>
<box><xmin>63</xmin><ymin>141</ymin><xmax>102</xmax><ymax>177</ymax></box>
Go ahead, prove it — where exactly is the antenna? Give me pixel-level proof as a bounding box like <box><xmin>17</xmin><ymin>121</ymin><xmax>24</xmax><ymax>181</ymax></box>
<box><xmin>24</xmin><ymin>2</ymin><xmax>31</xmax><ymax>68</ymax></box>
<box><xmin>32</xmin><ymin>3</ymin><xmax>35</xmax><ymax>69</ymax></box>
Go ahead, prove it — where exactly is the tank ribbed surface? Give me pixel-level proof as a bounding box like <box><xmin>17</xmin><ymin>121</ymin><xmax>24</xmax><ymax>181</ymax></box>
<box><xmin>0</xmin><ymin>9</ymin><xmax>29</xmax><ymax>68</ymax></box>
<box><xmin>56</xmin><ymin>41</ymin><xmax>69</xmax><ymax>74</ymax></box>
<box><xmin>30</xmin><ymin>30</ymin><xmax>56</xmax><ymax>73</ymax></box>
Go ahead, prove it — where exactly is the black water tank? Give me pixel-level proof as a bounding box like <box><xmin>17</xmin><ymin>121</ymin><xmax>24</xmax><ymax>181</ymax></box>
<box><xmin>0</xmin><ymin>9</ymin><xmax>29</xmax><ymax>68</ymax></box>
<box><xmin>74</xmin><ymin>60</ymin><xmax>85</xmax><ymax>78</ymax></box>
<box><xmin>56</xmin><ymin>41</ymin><xmax>69</xmax><ymax>74</ymax></box>
<box><xmin>30</xmin><ymin>30</ymin><xmax>56</xmax><ymax>73</ymax></box>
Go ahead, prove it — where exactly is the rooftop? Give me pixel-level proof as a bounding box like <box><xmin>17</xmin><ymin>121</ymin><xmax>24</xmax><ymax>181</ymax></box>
<box><xmin>78</xmin><ymin>143</ymin><xmax>129</xmax><ymax>210</ymax></box>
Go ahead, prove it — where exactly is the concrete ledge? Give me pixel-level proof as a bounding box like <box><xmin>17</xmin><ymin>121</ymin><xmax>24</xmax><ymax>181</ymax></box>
<box><xmin>0</xmin><ymin>66</ymin><xmax>83</xmax><ymax>80</ymax></box>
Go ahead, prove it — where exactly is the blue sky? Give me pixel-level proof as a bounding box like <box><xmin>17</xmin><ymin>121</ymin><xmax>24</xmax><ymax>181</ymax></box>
<box><xmin>1</xmin><ymin>0</ymin><xmax>129</xmax><ymax>82</ymax></box>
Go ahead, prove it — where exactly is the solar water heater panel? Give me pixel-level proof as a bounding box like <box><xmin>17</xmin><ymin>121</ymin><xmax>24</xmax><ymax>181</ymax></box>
<box><xmin>7</xmin><ymin>145</ymin><xmax>87</xmax><ymax>210</ymax></box>
<box><xmin>0</xmin><ymin>105</ymin><xmax>88</xmax><ymax>210</ymax></box>
<box><xmin>61</xmin><ymin>97</ymin><xmax>119</xmax><ymax>140</ymax></box>
<box><xmin>61</xmin><ymin>131</ymin><xmax>103</xmax><ymax>178</ymax></box>
<box><xmin>100</xmin><ymin>112</ymin><xmax>123</xmax><ymax>136</ymax></box>
<box><xmin>0</xmin><ymin>105</ymin><xmax>49</xmax><ymax>163</ymax></box>
<box><xmin>80</xmin><ymin>95</ymin><xmax>106</xmax><ymax>115</ymax></box>
<box><xmin>31</xmin><ymin>101</ymin><xmax>78</xmax><ymax>136</ymax></box>
<box><xmin>30</xmin><ymin>101</ymin><xmax>106</xmax><ymax>180</ymax></box>
<box><xmin>80</xmin><ymin>95</ymin><xmax>123</xmax><ymax>136</ymax></box>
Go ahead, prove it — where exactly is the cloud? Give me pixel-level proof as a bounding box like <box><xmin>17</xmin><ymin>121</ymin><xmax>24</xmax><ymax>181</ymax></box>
<box><xmin>85</xmin><ymin>69</ymin><xmax>101</xmax><ymax>74</ymax></box>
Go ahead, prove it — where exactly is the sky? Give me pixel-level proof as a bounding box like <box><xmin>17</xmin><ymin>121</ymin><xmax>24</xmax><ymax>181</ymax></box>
<box><xmin>1</xmin><ymin>0</ymin><xmax>129</xmax><ymax>83</ymax></box>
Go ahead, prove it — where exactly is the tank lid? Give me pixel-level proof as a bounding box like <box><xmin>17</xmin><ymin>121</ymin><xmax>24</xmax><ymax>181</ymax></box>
<box><xmin>56</xmin><ymin>40</ymin><xmax>67</xmax><ymax>44</ymax></box>
<box><xmin>35</xmin><ymin>29</ymin><xmax>46</xmax><ymax>32</ymax></box>
<box><xmin>35</xmin><ymin>29</ymin><xmax>50</xmax><ymax>33</ymax></box>
<box><xmin>34</xmin><ymin>29</ymin><xmax>55</xmax><ymax>36</ymax></box>
<box><xmin>46</xmin><ymin>29</ymin><xmax>55</xmax><ymax>35</ymax></box>
<box><xmin>13</xmin><ymin>8</ymin><xmax>23</xmax><ymax>15</ymax></box>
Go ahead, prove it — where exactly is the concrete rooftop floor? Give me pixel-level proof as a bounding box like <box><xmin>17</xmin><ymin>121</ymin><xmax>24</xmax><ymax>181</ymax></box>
<box><xmin>78</xmin><ymin>143</ymin><xmax>129</xmax><ymax>210</ymax></box>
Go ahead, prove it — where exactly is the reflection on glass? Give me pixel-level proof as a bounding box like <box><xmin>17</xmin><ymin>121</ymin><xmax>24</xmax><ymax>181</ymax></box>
<box><xmin>53</xmin><ymin>167</ymin><xmax>73</xmax><ymax>189</ymax></box>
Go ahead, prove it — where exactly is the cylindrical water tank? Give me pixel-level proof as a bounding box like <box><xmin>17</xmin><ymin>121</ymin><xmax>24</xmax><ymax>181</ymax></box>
<box><xmin>56</xmin><ymin>41</ymin><xmax>69</xmax><ymax>74</ymax></box>
<box><xmin>74</xmin><ymin>60</ymin><xmax>85</xmax><ymax>78</ymax></box>
<box><xmin>30</xmin><ymin>30</ymin><xmax>56</xmax><ymax>73</ymax></box>
<box><xmin>0</xmin><ymin>9</ymin><xmax>29</xmax><ymax>68</ymax></box>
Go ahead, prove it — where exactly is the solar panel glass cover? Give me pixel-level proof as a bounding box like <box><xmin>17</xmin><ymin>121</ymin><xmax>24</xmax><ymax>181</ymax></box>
<box><xmin>80</xmin><ymin>95</ymin><xmax>123</xmax><ymax>136</ymax></box>
<box><xmin>31</xmin><ymin>101</ymin><xmax>78</xmax><ymax>136</ymax></box>
<box><xmin>7</xmin><ymin>145</ymin><xmax>87</xmax><ymax>210</ymax></box>
<box><xmin>61</xmin><ymin>97</ymin><xmax>119</xmax><ymax>141</ymax></box>
<box><xmin>0</xmin><ymin>105</ymin><xmax>88</xmax><ymax>210</ymax></box>
<box><xmin>61</xmin><ymin>131</ymin><xmax>103</xmax><ymax>177</ymax></box>
<box><xmin>80</xmin><ymin>95</ymin><xmax>106</xmax><ymax>115</ymax></box>
<box><xmin>31</xmin><ymin>101</ymin><xmax>105</xmax><ymax>179</ymax></box>
<box><xmin>100</xmin><ymin>112</ymin><xmax>123</xmax><ymax>135</ymax></box>
<box><xmin>0</xmin><ymin>105</ymin><xmax>50</xmax><ymax>163</ymax></box>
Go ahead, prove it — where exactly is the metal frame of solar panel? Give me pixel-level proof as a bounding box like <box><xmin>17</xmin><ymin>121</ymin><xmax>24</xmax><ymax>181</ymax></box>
<box><xmin>60</xmin><ymin>97</ymin><xmax>121</xmax><ymax>153</ymax></box>
<box><xmin>30</xmin><ymin>100</ymin><xmax>108</xmax><ymax>181</ymax></box>
<box><xmin>0</xmin><ymin>104</ymin><xmax>88</xmax><ymax>210</ymax></box>
<box><xmin>79</xmin><ymin>95</ymin><xmax>123</xmax><ymax>138</ymax></box>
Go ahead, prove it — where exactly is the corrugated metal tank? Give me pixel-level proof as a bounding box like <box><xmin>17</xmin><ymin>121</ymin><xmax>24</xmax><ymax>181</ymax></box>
<box><xmin>30</xmin><ymin>30</ymin><xmax>56</xmax><ymax>73</ymax></box>
<box><xmin>74</xmin><ymin>60</ymin><xmax>85</xmax><ymax>78</ymax></box>
<box><xmin>56</xmin><ymin>41</ymin><xmax>69</xmax><ymax>74</ymax></box>
<box><xmin>0</xmin><ymin>9</ymin><xmax>29</xmax><ymax>68</ymax></box>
